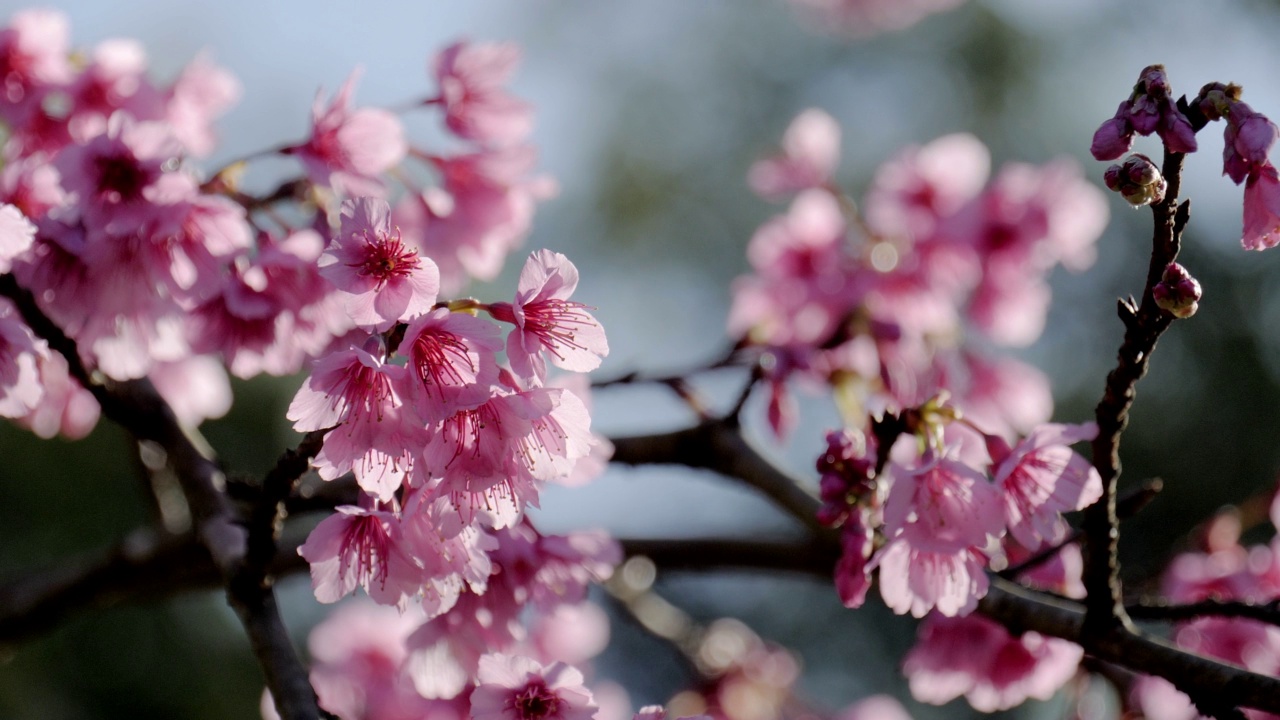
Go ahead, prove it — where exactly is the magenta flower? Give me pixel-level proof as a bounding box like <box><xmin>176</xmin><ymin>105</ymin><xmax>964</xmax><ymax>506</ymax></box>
<box><xmin>1243</xmin><ymin>162</ymin><xmax>1280</xmax><ymax>250</ymax></box>
<box><xmin>290</xmin><ymin>70</ymin><xmax>406</xmax><ymax>197</ymax></box>
<box><xmin>469</xmin><ymin>654</ymin><xmax>596</xmax><ymax>720</ymax></box>
<box><xmin>1223</xmin><ymin>101</ymin><xmax>1278</xmax><ymax>185</ymax></box>
<box><xmin>433</xmin><ymin>40</ymin><xmax>533</xmax><ymax>148</ymax></box>
<box><xmin>748</xmin><ymin>108</ymin><xmax>840</xmax><ymax>200</ymax></box>
<box><xmin>991</xmin><ymin>422</ymin><xmax>1102</xmax><ymax>548</ymax></box>
<box><xmin>0</xmin><ymin>9</ymin><xmax>73</xmax><ymax>126</ymax></box>
<box><xmin>489</xmin><ymin>249</ymin><xmax>608</xmax><ymax>384</ymax></box>
<box><xmin>320</xmin><ymin>197</ymin><xmax>440</xmax><ymax>330</ymax></box>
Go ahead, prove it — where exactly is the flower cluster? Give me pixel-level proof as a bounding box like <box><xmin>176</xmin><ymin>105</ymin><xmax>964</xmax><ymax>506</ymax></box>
<box><xmin>736</xmin><ymin>112</ymin><xmax>1107</xmax><ymax>442</ymax></box>
<box><xmin>0</xmin><ymin>9</ymin><xmax>623</xmax><ymax>720</ymax></box>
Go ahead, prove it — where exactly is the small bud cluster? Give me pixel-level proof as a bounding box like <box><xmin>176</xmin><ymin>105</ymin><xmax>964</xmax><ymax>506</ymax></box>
<box><xmin>1153</xmin><ymin>262</ymin><xmax>1201</xmax><ymax>319</ymax></box>
<box><xmin>1103</xmin><ymin>154</ymin><xmax>1166</xmax><ymax>207</ymax></box>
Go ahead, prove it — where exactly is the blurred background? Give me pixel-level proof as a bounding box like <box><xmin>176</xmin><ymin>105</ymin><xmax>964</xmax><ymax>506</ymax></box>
<box><xmin>4</xmin><ymin>0</ymin><xmax>1280</xmax><ymax>717</ymax></box>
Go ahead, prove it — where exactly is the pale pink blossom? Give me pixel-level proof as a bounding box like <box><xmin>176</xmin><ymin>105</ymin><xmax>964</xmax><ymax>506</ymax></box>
<box><xmin>64</xmin><ymin>39</ymin><xmax>163</xmax><ymax>139</ymax></box>
<box><xmin>298</xmin><ymin>505</ymin><xmax>424</xmax><ymax>607</ymax></box>
<box><xmin>396</xmin><ymin>146</ymin><xmax>555</xmax><ymax>294</ymax></box>
<box><xmin>149</xmin><ymin>355</ymin><xmax>232</xmax><ymax>428</ymax></box>
<box><xmin>470</xmin><ymin>654</ymin><xmax>596</xmax><ymax>720</ymax></box>
<box><xmin>288</xmin><ymin>343</ymin><xmax>417</xmax><ymax>500</ymax></box>
<box><xmin>870</xmin><ymin>533</ymin><xmax>990</xmax><ymax>618</ymax></box>
<box><xmin>0</xmin><ymin>203</ymin><xmax>35</xmax><ymax>273</ymax></box>
<box><xmin>788</xmin><ymin>0</ymin><xmax>967</xmax><ymax>38</ymax></box>
<box><xmin>865</xmin><ymin>133</ymin><xmax>989</xmax><ymax>244</ymax></box>
<box><xmin>290</xmin><ymin>70</ymin><xmax>406</xmax><ymax>197</ymax></box>
<box><xmin>881</xmin><ymin>456</ymin><xmax>1003</xmax><ymax>545</ymax></box>
<box><xmin>321</xmin><ymin>197</ymin><xmax>440</xmax><ymax>330</ymax></box>
<box><xmin>529</xmin><ymin>603</ymin><xmax>610</xmax><ymax>667</ymax></box>
<box><xmin>489</xmin><ymin>250</ymin><xmax>608</xmax><ymax>384</ymax></box>
<box><xmin>165</xmin><ymin>51</ymin><xmax>240</xmax><ymax>157</ymax></box>
<box><xmin>990</xmin><ymin>422</ymin><xmax>1102</xmax><ymax>548</ymax></box>
<box><xmin>11</xmin><ymin>346</ymin><xmax>99</xmax><ymax>440</ymax></box>
<box><xmin>433</xmin><ymin>41</ymin><xmax>533</xmax><ymax>148</ymax></box>
<box><xmin>904</xmin><ymin>612</ymin><xmax>1083</xmax><ymax>712</ymax></box>
<box><xmin>398</xmin><ymin>307</ymin><xmax>503</xmax><ymax>423</ymax></box>
<box><xmin>748</xmin><ymin>108</ymin><xmax>840</xmax><ymax>200</ymax></box>
<box><xmin>0</xmin><ymin>9</ymin><xmax>73</xmax><ymax>119</ymax></box>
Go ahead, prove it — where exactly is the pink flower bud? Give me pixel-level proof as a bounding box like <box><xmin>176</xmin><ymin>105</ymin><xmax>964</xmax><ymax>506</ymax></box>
<box><xmin>1103</xmin><ymin>154</ymin><xmax>1166</xmax><ymax>208</ymax></box>
<box><xmin>1153</xmin><ymin>262</ymin><xmax>1201</xmax><ymax>318</ymax></box>
<box><xmin>1091</xmin><ymin>102</ymin><xmax>1134</xmax><ymax>161</ymax></box>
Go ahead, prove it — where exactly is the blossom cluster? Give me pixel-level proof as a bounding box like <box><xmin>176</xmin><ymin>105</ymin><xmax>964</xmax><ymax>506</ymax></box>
<box><xmin>0</xmin><ymin>8</ymin><xmax>632</xmax><ymax>720</ymax></box>
<box><xmin>736</xmin><ymin>109</ymin><xmax>1114</xmax><ymax>711</ymax></box>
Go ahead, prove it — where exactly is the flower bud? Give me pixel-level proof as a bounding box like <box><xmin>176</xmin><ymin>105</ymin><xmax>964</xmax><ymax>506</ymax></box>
<box><xmin>1153</xmin><ymin>262</ymin><xmax>1201</xmax><ymax>318</ymax></box>
<box><xmin>1104</xmin><ymin>154</ymin><xmax>1166</xmax><ymax>208</ymax></box>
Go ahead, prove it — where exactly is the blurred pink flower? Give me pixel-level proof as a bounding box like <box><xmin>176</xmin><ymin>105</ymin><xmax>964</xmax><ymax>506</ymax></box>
<box><xmin>433</xmin><ymin>40</ymin><xmax>533</xmax><ymax>148</ymax></box>
<box><xmin>748</xmin><ymin>108</ymin><xmax>840</xmax><ymax>200</ymax></box>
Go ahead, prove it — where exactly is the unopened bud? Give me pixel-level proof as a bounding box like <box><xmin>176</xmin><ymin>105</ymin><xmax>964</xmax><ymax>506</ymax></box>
<box><xmin>1195</xmin><ymin>81</ymin><xmax>1242</xmax><ymax>123</ymax></box>
<box><xmin>1104</xmin><ymin>154</ymin><xmax>1166</xmax><ymax>207</ymax></box>
<box><xmin>1153</xmin><ymin>262</ymin><xmax>1201</xmax><ymax>318</ymax></box>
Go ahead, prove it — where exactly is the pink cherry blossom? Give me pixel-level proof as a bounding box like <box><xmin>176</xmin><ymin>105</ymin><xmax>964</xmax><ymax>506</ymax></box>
<box><xmin>881</xmin><ymin>456</ymin><xmax>1004</xmax><ymax>545</ymax></box>
<box><xmin>398</xmin><ymin>307</ymin><xmax>503</xmax><ymax>423</ymax></box>
<box><xmin>1243</xmin><ymin>162</ymin><xmax>1280</xmax><ymax>250</ymax></box>
<box><xmin>903</xmin><ymin>612</ymin><xmax>1083</xmax><ymax>712</ymax></box>
<box><xmin>788</xmin><ymin>0</ymin><xmax>967</xmax><ymax>38</ymax></box>
<box><xmin>289</xmin><ymin>70</ymin><xmax>406</xmax><ymax>197</ymax></box>
<box><xmin>748</xmin><ymin>108</ymin><xmax>840</xmax><ymax>200</ymax></box>
<box><xmin>470</xmin><ymin>654</ymin><xmax>597</xmax><ymax>720</ymax></box>
<box><xmin>0</xmin><ymin>9</ymin><xmax>73</xmax><ymax>128</ymax></box>
<box><xmin>433</xmin><ymin>40</ymin><xmax>533</xmax><ymax>148</ymax></box>
<box><xmin>165</xmin><ymin>52</ymin><xmax>240</xmax><ymax>158</ymax></box>
<box><xmin>298</xmin><ymin>505</ymin><xmax>425</xmax><ymax>607</ymax></box>
<box><xmin>320</xmin><ymin>197</ymin><xmax>440</xmax><ymax>330</ymax></box>
<box><xmin>865</xmin><ymin>132</ymin><xmax>990</xmax><ymax>244</ymax></box>
<box><xmin>0</xmin><ymin>203</ymin><xmax>35</xmax><ymax>273</ymax></box>
<box><xmin>835</xmin><ymin>695</ymin><xmax>912</xmax><ymax>720</ymax></box>
<box><xmin>489</xmin><ymin>249</ymin><xmax>608</xmax><ymax>384</ymax></box>
<box><xmin>991</xmin><ymin>422</ymin><xmax>1102</xmax><ymax>548</ymax></box>
<box><xmin>870</xmin><ymin>532</ymin><xmax>991</xmax><ymax>618</ymax></box>
<box><xmin>287</xmin><ymin>342</ymin><xmax>417</xmax><ymax>500</ymax></box>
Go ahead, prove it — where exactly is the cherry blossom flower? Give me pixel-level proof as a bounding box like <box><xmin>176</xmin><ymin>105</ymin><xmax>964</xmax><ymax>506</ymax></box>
<box><xmin>433</xmin><ymin>40</ymin><xmax>533</xmax><ymax>148</ymax></box>
<box><xmin>164</xmin><ymin>51</ymin><xmax>240</xmax><ymax>158</ymax></box>
<box><xmin>469</xmin><ymin>654</ymin><xmax>597</xmax><ymax>720</ymax></box>
<box><xmin>320</xmin><ymin>197</ymin><xmax>440</xmax><ymax>330</ymax></box>
<box><xmin>399</xmin><ymin>307</ymin><xmax>503</xmax><ymax>423</ymax></box>
<box><xmin>489</xmin><ymin>249</ymin><xmax>608</xmax><ymax>384</ymax></box>
<box><xmin>1243</xmin><ymin>162</ymin><xmax>1280</xmax><ymax>250</ymax></box>
<box><xmin>903</xmin><ymin>612</ymin><xmax>1083</xmax><ymax>712</ymax></box>
<box><xmin>289</xmin><ymin>70</ymin><xmax>406</xmax><ymax>197</ymax></box>
<box><xmin>989</xmin><ymin>422</ymin><xmax>1102</xmax><ymax>548</ymax></box>
<box><xmin>748</xmin><ymin>108</ymin><xmax>840</xmax><ymax>200</ymax></box>
<box><xmin>298</xmin><ymin>505</ymin><xmax>425</xmax><ymax>607</ymax></box>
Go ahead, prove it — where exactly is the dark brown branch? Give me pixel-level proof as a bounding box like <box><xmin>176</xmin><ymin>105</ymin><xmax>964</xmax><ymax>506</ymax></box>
<box><xmin>1082</xmin><ymin>145</ymin><xmax>1188</xmax><ymax>640</ymax></box>
<box><xmin>609</xmin><ymin>419</ymin><xmax>834</xmax><ymax>540</ymax></box>
<box><xmin>1127</xmin><ymin>597</ymin><xmax>1280</xmax><ymax>625</ymax></box>
<box><xmin>0</xmin><ymin>274</ymin><xmax>323</xmax><ymax>720</ymax></box>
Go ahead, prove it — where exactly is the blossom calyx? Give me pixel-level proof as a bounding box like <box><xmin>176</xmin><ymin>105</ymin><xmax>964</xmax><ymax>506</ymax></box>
<box><xmin>1152</xmin><ymin>262</ymin><xmax>1201</xmax><ymax>318</ymax></box>
<box><xmin>1103</xmin><ymin>154</ymin><xmax>1166</xmax><ymax>208</ymax></box>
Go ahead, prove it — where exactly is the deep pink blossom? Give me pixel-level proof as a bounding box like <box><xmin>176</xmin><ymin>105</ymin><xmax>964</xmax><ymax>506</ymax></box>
<box><xmin>1243</xmin><ymin>162</ymin><xmax>1280</xmax><ymax>250</ymax></box>
<box><xmin>748</xmin><ymin>108</ymin><xmax>840</xmax><ymax>200</ymax></box>
<box><xmin>321</xmin><ymin>197</ymin><xmax>440</xmax><ymax>330</ymax></box>
<box><xmin>470</xmin><ymin>654</ymin><xmax>596</xmax><ymax>720</ymax></box>
<box><xmin>433</xmin><ymin>41</ymin><xmax>532</xmax><ymax>148</ymax></box>
<box><xmin>64</xmin><ymin>39</ymin><xmax>163</xmax><ymax>139</ymax></box>
<box><xmin>0</xmin><ymin>9</ymin><xmax>73</xmax><ymax>127</ymax></box>
<box><xmin>290</xmin><ymin>70</ymin><xmax>406</xmax><ymax>197</ymax></box>
<box><xmin>489</xmin><ymin>249</ymin><xmax>608</xmax><ymax>384</ymax></box>
<box><xmin>1223</xmin><ymin>101</ymin><xmax>1278</xmax><ymax>185</ymax></box>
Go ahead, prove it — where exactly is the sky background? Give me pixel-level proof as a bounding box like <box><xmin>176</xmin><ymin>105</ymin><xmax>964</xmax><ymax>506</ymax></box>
<box><xmin>6</xmin><ymin>1</ymin><xmax>1280</xmax><ymax>718</ymax></box>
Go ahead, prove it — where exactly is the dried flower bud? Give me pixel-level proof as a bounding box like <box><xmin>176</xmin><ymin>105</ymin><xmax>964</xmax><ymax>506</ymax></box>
<box><xmin>1153</xmin><ymin>262</ymin><xmax>1201</xmax><ymax>318</ymax></box>
<box><xmin>1104</xmin><ymin>154</ymin><xmax>1166</xmax><ymax>207</ymax></box>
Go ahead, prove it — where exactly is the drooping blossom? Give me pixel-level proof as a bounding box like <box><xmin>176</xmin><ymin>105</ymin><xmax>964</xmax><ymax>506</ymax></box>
<box><xmin>872</xmin><ymin>455</ymin><xmax>1004</xmax><ymax>617</ymax></box>
<box><xmin>1243</xmin><ymin>162</ymin><xmax>1280</xmax><ymax>250</ymax></box>
<box><xmin>320</xmin><ymin>197</ymin><xmax>440</xmax><ymax>330</ymax></box>
<box><xmin>289</xmin><ymin>70</ymin><xmax>406</xmax><ymax>197</ymax></box>
<box><xmin>488</xmin><ymin>249</ymin><xmax>608</xmax><ymax>384</ymax></box>
<box><xmin>470</xmin><ymin>654</ymin><xmax>597</xmax><ymax>720</ymax></box>
<box><xmin>1222</xmin><ymin>101</ymin><xmax>1278</xmax><ymax>185</ymax></box>
<box><xmin>988</xmin><ymin>422</ymin><xmax>1102</xmax><ymax>548</ymax></box>
<box><xmin>432</xmin><ymin>40</ymin><xmax>532</xmax><ymax>148</ymax></box>
<box><xmin>748</xmin><ymin>108</ymin><xmax>840</xmax><ymax>200</ymax></box>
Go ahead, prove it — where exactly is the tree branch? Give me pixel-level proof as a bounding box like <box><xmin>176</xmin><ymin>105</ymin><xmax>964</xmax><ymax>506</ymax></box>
<box><xmin>0</xmin><ymin>275</ymin><xmax>324</xmax><ymax>720</ymax></box>
<box><xmin>1082</xmin><ymin>145</ymin><xmax>1188</xmax><ymax>639</ymax></box>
